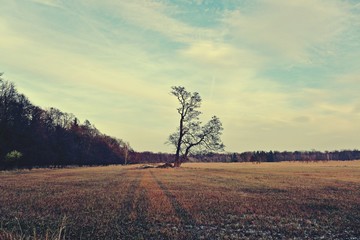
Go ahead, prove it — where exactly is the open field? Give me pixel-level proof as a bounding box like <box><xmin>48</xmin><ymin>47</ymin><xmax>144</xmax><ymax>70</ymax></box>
<box><xmin>1</xmin><ymin>161</ymin><xmax>360</xmax><ymax>240</ymax></box>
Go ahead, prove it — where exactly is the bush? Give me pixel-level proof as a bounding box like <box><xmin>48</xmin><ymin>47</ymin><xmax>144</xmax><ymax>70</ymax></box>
<box><xmin>4</xmin><ymin>150</ymin><xmax>23</xmax><ymax>168</ymax></box>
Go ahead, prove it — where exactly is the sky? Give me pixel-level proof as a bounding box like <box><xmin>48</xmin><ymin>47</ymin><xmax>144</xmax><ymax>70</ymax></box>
<box><xmin>1</xmin><ymin>0</ymin><xmax>360</xmax><ymax>153</ymax></box>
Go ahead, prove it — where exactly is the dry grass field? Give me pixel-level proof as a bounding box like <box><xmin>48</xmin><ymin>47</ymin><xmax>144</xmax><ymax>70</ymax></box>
<box><xmin>0</xmin><ymin>161</ymin><xmax>360</xmax><ymax>240</ymax></box>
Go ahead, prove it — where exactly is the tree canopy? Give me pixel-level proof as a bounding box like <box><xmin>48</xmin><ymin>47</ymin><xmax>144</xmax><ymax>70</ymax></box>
<box><xmin>0</xmin><ymin>73</ymin><xmax>130</xmax><ymax>169</ymax></box>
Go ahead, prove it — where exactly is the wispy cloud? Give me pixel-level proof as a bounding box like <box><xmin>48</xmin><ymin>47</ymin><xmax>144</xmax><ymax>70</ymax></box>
<box><xmin>180</xmin><ymin>41</ymin><xmax>264</xmax><ymax>69</ymax></box>
<box><xmin>222</xmin><ymin>0</ymin><xmax>355</xmax><ymax>64</ymax></box>
<box><xmin>85</xmin><ymin>0</ymin><xmax>219</xmax><ymax>44</ymax></box>
<box><xmin>31</xmin><ymin>0</ymin><xmax>62</xmax><ymax>8</ymax></box>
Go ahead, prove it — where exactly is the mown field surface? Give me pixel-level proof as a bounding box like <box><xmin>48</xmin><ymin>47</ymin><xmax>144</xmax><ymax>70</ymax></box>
<box><xmin>0</xmin><ymin>161</ymin><xmax>360</xmax><ymax>240</ymax></box>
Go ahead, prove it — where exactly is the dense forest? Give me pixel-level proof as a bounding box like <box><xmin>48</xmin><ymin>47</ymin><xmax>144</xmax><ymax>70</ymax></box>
<box><xmin>1</xmin><ymin>74</ymin><xmax>359</xmax><ymax>169</ymax></box>
<box><xmin>0</xmin><ymin>74</ymin><xmax>130</xmax><ymax>169</ymax></box>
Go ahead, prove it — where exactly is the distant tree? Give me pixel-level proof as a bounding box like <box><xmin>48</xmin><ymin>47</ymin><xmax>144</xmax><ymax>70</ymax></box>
<box><xmin>267</xmin><ymin>151</ymin><xmax>275</xmax><ymax>162</ymax></box>
<box><xmin>231</xmin><ymin>153</ymin><xmax>238</xmax><ymax>162</ymax></box>
<box><xmin>167</xmin><ymin>86</ymin><xmax>224</xmax><ymax>167</ymax></box>
<box><xmin>0</xmin><ymin>74</ymin><xmax>18</xmax><ymax>127</ymax></box>
<box><xmin>121</xmin><ymin>141</ymin><xmax>131</xmax><ymax>165</ymax></box>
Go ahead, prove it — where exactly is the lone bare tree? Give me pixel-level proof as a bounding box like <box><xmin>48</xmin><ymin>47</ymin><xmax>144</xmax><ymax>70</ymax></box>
<box><xmin>167</xmin><ymin>86</ymin><xmax>224</xmax><ymax>167</ymax></box>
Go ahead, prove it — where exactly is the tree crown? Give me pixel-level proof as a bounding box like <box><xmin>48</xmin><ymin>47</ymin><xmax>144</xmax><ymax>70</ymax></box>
<box><xmin>168</xmin><ymin>86</ymin><xmax>224</xmax><ymax>166</ymax></box>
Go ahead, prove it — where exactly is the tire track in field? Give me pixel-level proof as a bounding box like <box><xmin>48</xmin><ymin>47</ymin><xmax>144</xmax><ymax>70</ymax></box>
<box><xmin>115</xmin><ymin>171</ymin><xmax>150</xmax><ymax>238</ymax></box>
<box><xmin>149</xmin><ymin>170</ymin><xmax>198</xmax><ymax>231</ymax></box>
<box><xmin>131</xmin><ymin>183</ymin><xmax>150</xmax><ymax>239</ymax></box>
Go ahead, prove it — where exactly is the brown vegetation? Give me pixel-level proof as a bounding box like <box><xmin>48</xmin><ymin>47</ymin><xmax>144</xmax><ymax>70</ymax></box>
<box><xmin>1</xmin><ymin>161</ymin><xmax>359</xmax><ymax>239</ymax></box>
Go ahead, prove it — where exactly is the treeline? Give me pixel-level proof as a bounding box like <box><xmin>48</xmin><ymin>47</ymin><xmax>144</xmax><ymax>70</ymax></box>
<box><xmin>1</xmin><ymin>74</ymin><xmax>359</xmax><ymax>169</ymax></box>
<box><xmin>124</xmin><ymin>150</ymin><xmax>360</xmax><ymax>164</ymax></box>
<box><xmin>192</xmin><ymin>150</ymin><xmax>360</xmax><ymax>163</ymax></box>
<box><xmin>0</xmin><ymin>74</ymin><xmax>129</xmax><ymax>169</ymax></box>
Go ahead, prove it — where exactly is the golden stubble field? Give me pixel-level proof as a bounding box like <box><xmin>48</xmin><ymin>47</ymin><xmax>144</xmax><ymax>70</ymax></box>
<box><xmin>0</xmin><ymin>161</ymin><xmax>359</xmax><ymax>239</ymax></box>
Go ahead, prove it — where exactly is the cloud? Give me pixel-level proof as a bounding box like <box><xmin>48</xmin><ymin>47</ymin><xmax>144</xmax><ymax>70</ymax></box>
<box><xmin>0</xmin><ymin>0</ymin><xmax>190</xmax><ymax>152</ymax></box>
<box><xmin>336</xmin><ymin>72</ymin><xmax>360</xmax><ymax>84</ymax></box>
<box><xmin>87</xmin><ymin>0</ymin><xmax>218</xmax><ymax>43</ymax></box>
<box><xmin>31</xmin><ymin>0</ymin><xmax>62</xmax><ymax>8</ymax></box>
<box><xmin>0</xmin><ymin>6</ymin><xmax>175</xmax><ymax>100</ymax></box>
<box><xmin>353</xmin><ymin>104</ymin><xmax>360</xmax><ymax>114</ymax></box>
<box><xmin>179</xmin><ymin>41</ymin><xmax>264</xmax><ymax>68</ymax></box>
<box><xmin>222</xmin><ymin>0</ymin><xmax>353</xmax><ymax>64</ymax></box>
<box><xmin>293</xmin><ymin>116</ymin><xmax>310</xmax><ymax>123</ymax></box>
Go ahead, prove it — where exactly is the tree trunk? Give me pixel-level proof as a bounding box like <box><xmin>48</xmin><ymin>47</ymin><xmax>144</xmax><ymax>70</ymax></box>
<box><xmin>174</xmin><ymin>160</ymin><xmax>181</xmax><ymax>167</ymax></box>
<box><xmin>174</xmin><ymin>115</ymin><xmax>184</xmax><ymax>167</ymax></box>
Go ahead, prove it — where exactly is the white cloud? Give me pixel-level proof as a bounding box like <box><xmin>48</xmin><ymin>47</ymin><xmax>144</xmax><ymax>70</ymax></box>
<box><xmin>89</xmin><ymin>0</ymin><xmax>218</xmax><ymax>43</ymax></box>
<box><xmin>0</xmin><ymin>9</ymin><xmax>174</xmax><ymax>101</ymax></box>
<box><xmin>223</xmin><ymin>0</ymin><xmax>353</xmax><ymax>64</ymax></box>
